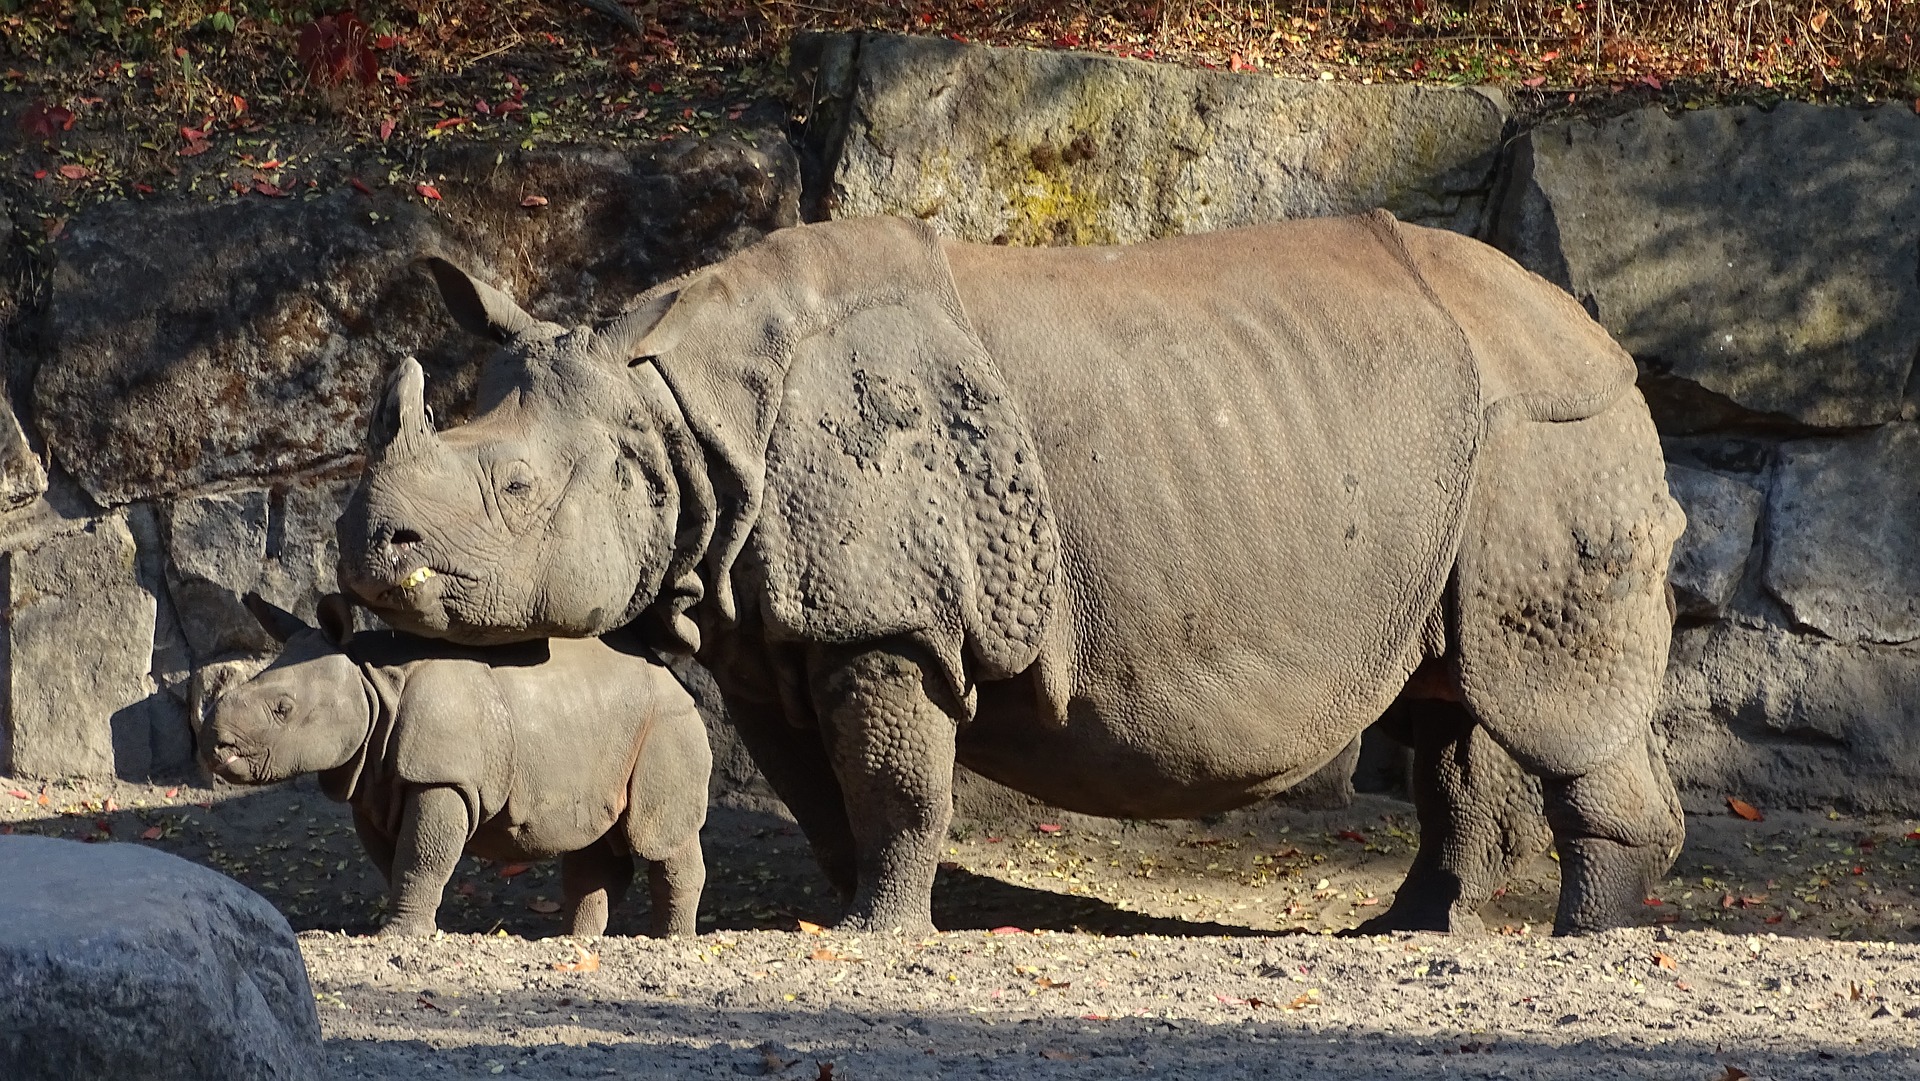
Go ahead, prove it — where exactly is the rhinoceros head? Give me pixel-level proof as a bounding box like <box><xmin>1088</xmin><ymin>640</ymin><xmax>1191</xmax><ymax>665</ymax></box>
<box><xmin>337</xmin><ymin>258</ymin><xmax>712</xmax><ymax>648</ymax></box>
<box><xmin>202</xmin><ymin>594</ymin><xmax>370</xmax><ymax>785</ymax></box>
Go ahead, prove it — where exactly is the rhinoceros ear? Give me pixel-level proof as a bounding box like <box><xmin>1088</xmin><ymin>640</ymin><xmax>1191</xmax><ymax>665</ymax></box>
<box><xmin>243</xmin><ymin>592</ymin><xmax>310</xmax><ymax>644</ymax></box>
<box><xmin>599</xmin><ymin>275</ymin><xmax>725</xmax><ymax>367</ymax></box>
<box><xmin>422</xmin><ymin>256</ymin><xmax>537</xmax><ymax>343</ymax></box>
<box><xmin>315</xmin><ymin>593</ymin><xmax>356</xmax><ymax>648</ymax></box>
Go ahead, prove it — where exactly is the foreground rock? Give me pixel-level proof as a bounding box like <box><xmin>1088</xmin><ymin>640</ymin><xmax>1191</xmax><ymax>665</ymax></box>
<box><xmin>807</xmin><ymin>32</ymin><xmax>1507</xmax><ymax>243</ymax></box>
<box><xmin>0</xmin><ymin>836</ymin><xmax>323</xmax><ymax>1081</ymax></box>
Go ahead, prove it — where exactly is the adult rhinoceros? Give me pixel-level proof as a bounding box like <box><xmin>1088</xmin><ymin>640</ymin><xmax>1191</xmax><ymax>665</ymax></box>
<box><xmin>337</xmin><ymin>211</ymin><xmax>1685</xmax><ymax>935</ymax></box>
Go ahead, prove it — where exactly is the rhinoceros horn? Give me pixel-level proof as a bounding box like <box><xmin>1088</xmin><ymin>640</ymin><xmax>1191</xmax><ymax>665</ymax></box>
<box><xmin>365</xmin><ymin>356</ymin><xmax>441</xmax><ymax>464</ymax></box>
<box><xmin>422</xmin><ymin>257</ymin><xmax>537</xmax><ymax>343</ymax></box>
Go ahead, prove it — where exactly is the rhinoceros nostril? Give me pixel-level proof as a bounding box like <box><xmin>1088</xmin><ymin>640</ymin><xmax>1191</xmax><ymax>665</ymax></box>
<box><xmin>391</xmin><ymin>528</ymin><xmax>423</xmax><ymax>548</ymax></box>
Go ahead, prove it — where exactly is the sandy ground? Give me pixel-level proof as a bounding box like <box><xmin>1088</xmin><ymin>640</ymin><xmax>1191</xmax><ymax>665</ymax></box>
<box><xmin>6</xmin><ymin>774</ymin><xmax>1920</xmax><ymax>1078</ymax></box>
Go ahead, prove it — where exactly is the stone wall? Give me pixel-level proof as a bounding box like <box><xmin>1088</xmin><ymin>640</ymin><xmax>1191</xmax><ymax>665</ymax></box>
<box><xmin>8</xmin><ymin>31</ymin><xmax>1920</xmax><ymax>816</ymax></box>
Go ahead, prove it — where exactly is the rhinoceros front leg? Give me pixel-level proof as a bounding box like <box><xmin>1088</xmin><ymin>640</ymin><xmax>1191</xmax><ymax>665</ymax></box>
<box><xmin>1542</xmin><ymin>731</ymin><xmax>1684</xmax><ymax>933</ymax></box>
<box><xmin>1355</xmin><ymin>701</ymin><xmax>1549</xmax><ymax>935</ymax></box>
<box><xmin>808</xmin><ymin>641</ymin><xmax>962</xmax><ymax>934</ymax></box>
<box><xmin>380</xmin><ymin>785</ymin><xmax>469</xmax><ymax>937</ymax></box>
<box><xmin>723</xmin><ymin>692</ymin><xmax>859</xmax><ymax>903</ymax></box>
<box><xmin>645</xmin><ymin>837</ymin><xmax>706</xmax><ymax>937</ymax></box>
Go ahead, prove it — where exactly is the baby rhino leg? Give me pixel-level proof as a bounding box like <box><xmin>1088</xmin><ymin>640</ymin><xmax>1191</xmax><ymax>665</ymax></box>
<box><xmin>561</xmin><ymin>839</ymin><xmax>634</xmax><ymax>937</ymax></box>
<box><xmin>646</xmin><ymin>839</ymin><xmax>706</xmax><ymax>937</ymax></box>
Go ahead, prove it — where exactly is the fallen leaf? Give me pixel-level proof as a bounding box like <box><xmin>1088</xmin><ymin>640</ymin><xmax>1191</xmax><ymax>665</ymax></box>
<box><xmin>814</xmin><ymin>1064</ymin><xmax>834</xmax><ymax>1081</ymax></box>
<box><xmin>527</xmin><ymin>898</ymin><xmax>562</xmax><ymax>914</ymax></box>
<box><xmin>809</xmin><ymin>947</ymin><xmax>847</xmax><ymax>962</ymax></box>
<box><xmin>1851</xmin><ymin>982</ymin><xmax>1865</xmax><ymax>1001</ymax></box>
<box><xmin>457</xmin><ymin>881</ymin><xmax>477</xmax><ymax>897</ymax></box>
<box><xmin>252</xmin><ymin>179</ymin><xmax>285</xmax><ymax>197</ymax></box>
<box><xmin>18</xmin><ymin>100</ymin><xmax>76</xmax><ymax>138</ymax></box>
<box><xmin>132</xmin><ymin>182</ymin><xmax>154</xmax><ymax>194</ymax></box>
<box><xmin>1284</xmin><ymin>991</ymin><xmax>1317</xmax><ymax>1009</ymax></box>
<box><xmin>1712</xmin><ymin>1068</ymin><xmax>1750</xmax><ymax>1081</ymax></box>
<box><xmin>1727</xmin><ymin>797</ymin><xmax>1765</xmax><ymax>821</ymax></box>
<box><xmin>35</xmin><ymin>792</ymin><xmax>48</xmax><ymax>807</ymax></box>
<box><xmin>6</xmin><ymin>789</ymin><xmax>28</xmax><ymax>800</ymax></box>
<box><xmin>1357</xmin><ymin>896</ymin><xmax>1380</xmax><ymax>906</ymax></box>
<box><xmin>499</xmin><ymin>862</ymin><xmax>530</xmax><ymax>878</ymax></box>
<box><xmin>1676</xmin><ymin>980</ymin><xmax>1693</xmax><ymax>992</ymax></box>
<box><xmin>553</xmin><ymin>943</ymin><xmax>600</xmax><ymax>972</ymax></box>
<box><xmin>1035</xmin><ymin>976</ymin><xmax>1070</xmax><ymax>989</ymax></box>
<box><xmin>757</xmin><ymin>1045</ymin><xmax>797</xmax><ymax>1073</ymax></box>
<box><xmin>349</xmin><ymin>177</ymin><xmax>374</xmax><ymax>196</ymax></box>
<box><xmin>165</xmin><ymin>788</ymin><xmax>179</xmax><ymax>798</ymax></box>
<box><xmin>57</xmin><ymin>163</ymin><xmax>90</xmax><ymax>181</ymax></box>
<box><xmin>1653</xmin><ymin>953</ymin><xmax>1677</xmax><ymax>971</ymax></box>
<box><xmin>378</xmin><ymin>117</ymin><xmax>395</xmax><ymax>141</ymax></box>
<box><xmin>416</xmin><ymin>183</ymin><xmax>442</xmax><ymax>200</ymax></box>
<box><xmin>1809</xmin><ymin>8</ymin><xmax>1830</xmax><ymax>31</ymax></box>
<box><xmin>1338</xmin><ymin>830</ymin><xmax>1368</xmax><ymax>843</ymax></box>
<box><xmin>796</xmin><ymin>919</ymin><xmax>826</xmax><ymax>935</ymax></box>
<box><xmin>1035</xmin><ymin>822</ymin><xmax>1062</xmax><ymax>834</ymax></box>
<box><xmin>140</xmin><ymin>825</ymin><xmax>164</xmax><ymax>840</ymax></box>
<box><xmin>1522</xmin><ymin>75</ymin><xmax>1547</xmax><ymax>87</ymax></box>
<box><xmin>989</xmin><ymin>926</ymin><xmax>1025</xmax><ymax>935</ymax></box>
<box><xmin>521</xmin><ymin>193</ymin><xmax>549</xmax><ymax>207</ymax></box>
<box><xmin>432</xmin><ymin>116</ymin><xmax>468</xmax><ymax>131</ymax></box>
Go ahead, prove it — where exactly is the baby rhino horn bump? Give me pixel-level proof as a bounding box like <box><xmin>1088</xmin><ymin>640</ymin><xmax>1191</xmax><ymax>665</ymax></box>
<box><xmin>422</xmin><ymin>256</ymin><xmax>537</xmax><ymax>343</ymax></box>
<box><xmin>242</xmin><ymin>592</ymin><xmax>310</xmax><ymax>644</ymax></box>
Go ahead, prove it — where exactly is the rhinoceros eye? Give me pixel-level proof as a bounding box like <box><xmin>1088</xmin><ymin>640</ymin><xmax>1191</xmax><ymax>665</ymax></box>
<box><xmin>271</xmin><ymin>697</ymin><xmax>294</xmax><ymax>721</ymax></box>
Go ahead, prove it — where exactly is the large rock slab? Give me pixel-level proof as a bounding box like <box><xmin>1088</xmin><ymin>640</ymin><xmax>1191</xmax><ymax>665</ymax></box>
<box><xmin>165</xmin><ymin>476</ymin><xmax>355</xmax><ymax>663</ymax></box>
<box><xmin>4</xmin><ymin>514</ymin><xmax>159</xmax><ymax>779</ymax></box>
<box><xmin>811</xmin><ymin>33</ymin><xmax>1506</xmax><ymax>244</ymax></box>
<box><xmin>1659</xmin><ymin>620</ymin><xmax>1920</xmax><ymax>812</ymax></box>
<box><xmin>1496</xmin><ymin>103</ymin><xmax>1920</xmax><ymax>430</ymax></box>
<box><xmin>40</xmin><ymin>137</ymin><xmax>799</xmax><ymax>507</ymax></box>
<box><xmin>0</xmin><ymin>835</ymin><xmax>323</xmax><ymax>1081</ymax></box>
<box><xmin>1764</xmin><ymin>424</ymin><xmax>1920</xmax><ymax>644</ymax></box>
<box><xmin>1665</xmin><ymin>465</ymin><xmax>1763</xmax><ymax>619</ymax></box>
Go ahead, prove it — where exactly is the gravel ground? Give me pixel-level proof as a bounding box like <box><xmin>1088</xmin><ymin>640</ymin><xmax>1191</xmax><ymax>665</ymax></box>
<box><xmin>6</xmin><ymin>774</ymin><xmax>1920</xmax><ymax>1077</ymax></box>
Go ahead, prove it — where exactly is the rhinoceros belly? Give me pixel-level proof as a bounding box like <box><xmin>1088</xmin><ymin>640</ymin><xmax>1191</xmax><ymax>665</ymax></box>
<box><xmin>943</xmin><ymin>217</ymin><xmax>1479</xmax><ymax>818</ymax></box>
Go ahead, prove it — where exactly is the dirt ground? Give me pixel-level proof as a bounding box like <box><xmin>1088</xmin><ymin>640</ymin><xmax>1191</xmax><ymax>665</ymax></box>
<box><xmin>7</xmin><ymin>773</ymin><xmax>1920</xmax><ymax>1078</ymax></box>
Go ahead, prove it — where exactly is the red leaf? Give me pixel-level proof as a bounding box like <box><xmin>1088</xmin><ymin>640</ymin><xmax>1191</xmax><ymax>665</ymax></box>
<box><xmin>349</xmin><ymin>177</ymin><xmax>374</xmax><ymax>196</ymax></box>
<box><xmin>1522</xmin><ymin>76</ymin><xmax>1547</xmax><ymax>88</ymax></box>
<box><xmin>1229</xmin><ymin>54</ymin><xmax>1250</xmax><ymax>71</ymax></box>
<box><xmin>1054</xmin><ymin>32</ymin><xmax>1081</xmax><ymax>47</ymax></box>
<box><xmin>6</xmin><ymin>789</ymin><xmax>28</xmax><ymax>800</ymax></box>
<box><xmin>140</xmin><ymin>826</ymin><xmax>163</xmax><ymax>840</ymax></box>
<box><xmin>133</xmin><ymin>182</ymin><xmax>155</xmax><ymax>194</ymax></box>
<box><xmin>473</xmin><ymin>99</ymin><xmax>491</xmax><ymax>115</ymax></box>
<box><xmin>1640</xmin><ymin>75</ymin><xmax>1664</xmax><ymax>89</ymax></box>
<box><xmin>415</xmin><ymin>183</ymin><xmax>442</xmax><ymax>200</ymax></box>
<box><xmin>18</xmin><ymin>100</ymin><xmax>75</xmax><ymax>139</ymax></box>
<box><xmin>252</xmin><ymin>179</ymin><xmax>285</xmax><ymax>197</ymax></box>
<box><xmin>1541</xmin><ymin>50</ymin><xmax>1560</xmax><ymax>61</ymax></box>
<box><xmin>499</xmin><ymin>862</ymin><xmax>530</xmax><ymax>877</ymax></box>
<box><xmin>31</xmin><ymin>169</ymin><xmax>46</xmax><ymax>180</ymax></box>
<box><xmin>378</xmin><ymin>117</ymin><xmax>395</xmax><ymax>141</ymax></box>
<box><xmin>1338</xmin><ymin>830</ymin><xmax>1368</xmax><ymax>843</ymax></box>
<box><xmin>374</xmin><ymin>34</ymin><xmax>399</xmax><ymax>49</ymax></box>
<box><xmin>231</xmin><ymin>94</ymin><xmax>247</xmax><ymax>113</ymax></box>
<box><xmin>989</xmin><ymin>926</ymin><xmax>1025</xmax><ymax>935</ymax></box>
<box><xmin>393</xmin><ymin>73</ymin><xmax>412</xmax><ymax>89</ymax></box>
<box><xmin>1727</xmin><ymin>798</ymin><xmax>1765</xmax><ymax>822</ymax></box>
<box><xmin>432</xmin><ymin>116</ymin><xmax>467</xmax><ymax>131</ymax></box>
<box><xmin>296</xmin><ymin>12</ymin><xmax>379</xmax><ymax>87</ymax></box>
<box><xmin>647</xmin><ymin>80</ymin><xmax>665</xmax><ymax>93</ymax></box>
<box><xmin>1644</xmin><ymin>896</ymin><xmax>1665</xmax><ymax>906</ymax></box>
<box><xmin>520</xmin><ymin>194</ymin><xmax>549</xmax><ymax>207</ymax></box>
<box><xmin>57</xmin><ymin>163</ymin><xmax>90</xmax><ymax>181</ymax></box>
<box><xmin>527</xmin><ymin>898</ymin><xmax>562</xmax><ymax>914</ymax></box>
<box><xmin>164</xmin><ymin>788</ymin><xmax>179</xmax><ymax>798</ymax></box>
<box><xmin>1035</xmin><ymin>822</ymin><xmax>1062</xmax><ymax>834</ymax></box>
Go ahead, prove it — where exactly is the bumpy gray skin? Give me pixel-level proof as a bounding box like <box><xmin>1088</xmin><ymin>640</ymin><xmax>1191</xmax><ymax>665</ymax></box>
<box><xmin>203</xmin><ymin>594</ymin><xmax>709</xmax><ymax>937</ymax></box>
<box><xmin>337</xmin><ymin>211</ymin><xmax>1685</xmax><ymax>936</ymax></box>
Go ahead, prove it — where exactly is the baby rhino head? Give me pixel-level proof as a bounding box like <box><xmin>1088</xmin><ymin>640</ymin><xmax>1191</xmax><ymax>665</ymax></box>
<box><xmin>202</xmin><ymin>594</ymin><xmax>370</xmax><ymax>786</ymax></box>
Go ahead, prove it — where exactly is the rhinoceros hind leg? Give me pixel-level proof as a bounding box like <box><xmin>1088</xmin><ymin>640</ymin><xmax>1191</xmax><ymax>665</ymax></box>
<box><xmin>645</xmin><ymin>838</ymin><xmax>706</xmax><ymax>937</ymax></box>
<box><xmin>1542</xmin><ymin>732</ymin><xmax>1684</xmax><ymax>934</ymax></box>
<box><xmin>562</xmin><ymin>839</ymin><xmax>634</xmax><ymax>937</ymax></box>
<box><xmin>1353</xmin><ymin>701</ymin><xmax>1548</xmax><ymax>935</ymax></box>
<box><xmin>808</xmin><ymin>640</ymin><xmax>963</xmax><ymax>934</ymax></box>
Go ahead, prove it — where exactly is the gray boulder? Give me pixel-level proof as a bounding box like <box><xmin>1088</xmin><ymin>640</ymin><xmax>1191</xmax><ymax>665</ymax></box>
<box><xmin>1765</xmin><ymin>424</ymin><xmax>1920</xmax><ymax>644</ymax></box>
<box><xmin>1496</xmin><ymin>103</ymin><xmax>1920</xmax><ymax>430</ymax></box>
<box><xmin>0</xmin><ymin>835</ymin><xmax>324</xmax><ymax>1081</ymax></box>
<box><xmin>1664</xmin><ymin>465</ymin><xmax>1762</xmax><ymax>619</ymax></box>
<box><xmin>809</xmin><ymin>32</ymin><xmax>1506</xmax><ymax>243</ymax></box>
<box><xmin>1660</xmin><ymin>620</ymin><xmax>1920</xmax><ymax>812</ymax></box>
<box><xmin>3</xmin><ymin>514</ymin><xmax>161</xmax><ymax>780</ymax></box>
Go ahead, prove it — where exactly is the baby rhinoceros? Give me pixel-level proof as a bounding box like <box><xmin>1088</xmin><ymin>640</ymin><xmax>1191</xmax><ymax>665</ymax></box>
<box><xmin>203</xmin><ymin>593</ymin><xmax>709</xmax><ymax>938</ymax></box>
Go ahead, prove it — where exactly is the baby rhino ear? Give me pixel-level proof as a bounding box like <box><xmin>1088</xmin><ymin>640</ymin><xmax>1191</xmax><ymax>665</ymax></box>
<box><xmin>316</xmin><ymin>594</ymin><xmax>356</xmax><ymax>648</ymax></box>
